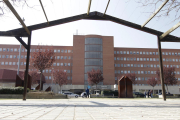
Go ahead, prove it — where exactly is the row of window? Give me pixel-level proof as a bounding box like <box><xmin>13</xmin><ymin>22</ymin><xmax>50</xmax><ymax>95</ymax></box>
<box><xmin>0</xmin><ymin>62</ymin><xmax>72</xmax><ymax>67</ymax></box>
<box><xmin>114</xmin><ymin>51</ymin><xmax>180</xmax><ymax>56</ymax></box>
<box><xmin>45</xmin><ymin>76</ymin><xmax>72</xmax><ymax>80</ymax></box>
<box><xmin>43</xmin><ymin>69</ymin><xmax>71</xmax><ymax>73</ymax></box>
<box><xmin>115</xmin><ymin>70</ymin><xmax>180</xmax><ymax>75</ymax></box>
<box><xmin>0</xmin><ymin>48</ymin><xmax>72</xmax><ymax>53</ymax></box>
<box><xmin>0</xmin><ymin>55</ymin><xmax>72</xmax><ymax>60</ymax></box>
<box><xmin>115</xmin><ymin>64</ymin><xmax>180</xmax><ymax>68</ymax></box>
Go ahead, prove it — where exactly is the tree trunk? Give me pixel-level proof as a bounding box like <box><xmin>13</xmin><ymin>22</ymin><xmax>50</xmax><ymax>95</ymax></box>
<box><xmin>39</xmin><ymin>70</ymin><xmax>42</xmax><ymax>91</ymax></box>
<box><xmin>153</xmin><ymin>87</ymin><xmax>154</xmax><ymax>95</ymax></box>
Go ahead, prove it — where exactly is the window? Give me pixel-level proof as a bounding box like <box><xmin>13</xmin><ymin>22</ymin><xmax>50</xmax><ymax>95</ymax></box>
<box><xmin>45</xmin><ymin>76</ymin><xmax>48</xmax><ymax>80</ymax></box>
<box><xmin>151</xmin><ymin>71</ymin><xmax>154</xmax><ymax>74</ymax></box>
<box><xmin>144</xmin><ymin>64</ymin><xmax>147</xmax><ymax>67</ymax></box>
<box><xmin>127</xmin><ymin>51</ymin><xmax>129</xmax><ymax>54</ymax></box>
<box><xmin>53</xmin><ymin>63</ymin><xmax>56</xmax><ymax>66</ymax></box>
<box><xmin>46</xmin><ymin>70</ymin><xmax>48</xmax><ymax>73</ymax></box>
<box><xmin>64</xmin><ymin>56</ymin><xmax>67</xmax><ymax>59</ymax></box>
<box><xmin>143</xmin><ymin>52</ymin><xmax>145</xmax><ymax>55</ymax></box>
<box><xmin>120</xmin><ymin>51</ymin><xmax>123</xmax><ymax>54</ymax></box>
<box><xmin>173</xmin><ymin>59</ymin><xmax>175</xmax><ymax>62</ymax></box>
<box><xmin>6</xmin><ymin>48</ymin><xmax>9</xmax><ymax>52</ymax></box>
<box><xmin>140</xmin><ymin>58</ymin><xmax>143</xmax><ymax>61</ymax></box>
<box><xmin>61</xmin><ymin>63</ymin><xmax>63</xmax><ymax>66</ymax></box>
<box><xmin>117</xmin><ymin>51</ymin><xmax>119</xmax><ymax>54</ymax></box>
<box><xmin>124</xmin><ymin>64</ymin><xmax>126</xmax><ymax>67</ymax></box>
<box><xmin>64</xmin><ymin>63</ymin><xmax>67</xmax><ymax>66</ymax></box>
<box><xmin>167</xmin><ymin>65</ymin><xmax>169</xmax><ymax>68</ymax></box>
<box><xmin>176</xmin><ymin>59</ymin><xmax>178</xmax><ymax>62</ymax></box>
<box><xmin>68</xmin><ymin>50</ymin><xmax>71</xmax><ymax>53</ymax></box>
<box><xmin>124</xmin><ymin>51</ymin><xmax>126</xmax><ymax>54</ymax></box>
<box><xmin>150</xmin><ymin>58</ymin><xmax>152</xmax><ymax>61</ymax></box>
<box><xmin>68</xmin><ymin>63</ymin><xmax>70</xmax><ymax>66</ymax></box>
<box><xmin>148</xmin><ymin>71</ymin><xmax>150</xmax><ymax>74</ymax></box>
<box><xmin>138</xmin><ymin>71</ymin><xmax>140</xmax><ymax>74</ymax></box>
<box><xmin>137</xmin><ymin>64</ymin><xmax>140</xmax><ymax>67</ymax></box>
<box><xmin>124</xmin><ymin>57</ymin><xmax>126</xmax><ymax>61</ymax></box>
<box><xmin>140</xmin><ymin>51</ymin><xmax>142</xmax><ymax>54</ymax></box>
<box><xmin>131</xmin><ymin>64</ymin><xmax>133</xmax><ymax>67</ymax></box>
<box><xmin>166</xmin><ymin>52</ymin><xmax>168</xmax><ymax>55</ymax></box>
<box><xmin>134</xmin><ymin>64</ymin><xmax>137</xmax><ymax>67</ymax></box>
<box><xmin>147</xmin><ymin>58</ymin><xmax>149</xmax><ymax>61</ymax></box>
<box><xmin>121</xmin><ymin>64</ymin><xmax>123</xmax><ymax>67</ymax></box>
<box><xmin>154</xmin><ymin>64</ymin><xmax>156</xmax><ymax>67</ymax></box>
<box><xmin>163</xmin><ymin>58</ymin><xmax>165</xmax><ymax>61</ymax></box>
<box><xmin>65</xmin><ymin>50</ymin><xmax>67</xmax><ymax>53</ymax></box>
<box><xmin>13</xmin><ymin>62</ymin><xmax>16</xmax><ymax>65</ymax></box>
<box><xmin>144</xmin><ymin>58</ymin><xmax>146</xmax><ymax>61</ymax></box>
<box><xmin>146</xmin><ymin>52</ymin><xmax>149</xmax><ymax>55</ymax></box>
<box><xmin>144</xmin><ymin>71</ymin><xmax>147</xmax><ymax>74</ymax></box>
<box><xmin>177</xmin><ymin>65</ymin><xmax>179</xmax><ymax>68</ymax></box>
<box><xmin>5</xmin><ymin>62</ymin><xmax>8</xmax><ymax>65</ymax></box>
<box><xmin>141</xmin><ymin>71</ymin><xmax>144</xmax><ymax>74</ymax></box>
<box><xmin>13</xmin><ymin>55</ymin><xmax>16</xmax><ymax>58</ymax></box>
<box><xmin>175</xmin><ymin>52</ymin><xmax>177</xmax><ymax>55</ymax></box>
<box><xmin>10</xmin><ymin>48</ymin><xmax>13</xmax><ymax>52</ymax></box>
<box><xmin>61</xmin><ymin>50</ymin><xmax>64</xmax><ymax>53</ymax></box>
<box><xmin>134</xmin><ymin>58</ymin><xmax>136</xmax><ymax>61</ymax></box>
<box><xmin>57</xmin><ymin>63</ymin><xmax>59</xmax><ymax>66</ymax></box>
<box><xmin>121</xmin><ymin>71</ymin><xmax>123</xmax><ymax>74</ymax></box>
<box><xmin>124</xmin><ymin>71</ymin><xmax>127</xmax><ymax>74</ymax></box>
<box><xmin>6</xmin><ymin>55</ymin><xmax>9</xmax><ymax>58</ymax></box>
<box><xmin>153</xmin><ymin>58</ymin><xmax>156</xmax><ymax>61</ymax></box>
<box><xmin>21</xmin><ymin>55</ymin><xmax>23</xmax><ymax>59</ymax></box>
<box><xmin>131</xmin><ymin>58</ymin><xmax>133</xmax><ymax>61</ymax></box>
<box><xmin>137</xmin><ymin>51</ymin><xmax>139</xmax><ymax>55</ymax></box>
<box><xmin>138</xmin><ymin>77</ymin><xmax>141</xmax><ymax>80</ymax></box>
<box><xmin>169</xmin><ymin>52</ymin><xmax>171</xmax><ymax>55</ymax></box>
<box><xmin>1</xmin><ymin>62</ymin><xmax>4</xmax><ymax>65</ymax></box>
<box><xmin>137</xmin><ymin>58</ymin><xmax>139</xmax><ymax>61</ymax></box>
<box><xmin>118</xmin><ymin>57</ymin><xmax>121</xmax><ymax>60</ymax></box>
<box><xmin>127</xmin><ymin>64</ymin><xmax>130</xmax><ymax>67</ymax></box>
<box><xmin>150</xmin><ymin>52</ymin><xmax>152</xmax><ymax>55</ymax></box>
<box><xmin>141</xmin><ymin>64</ymin><xmax>143</xmax><ymax>67</ymax></box>
<box><xmin>153</xmin><ymin>52</ymin><xmax>155</xmax><ymax>55</ymax></box>
<box><xmin>162</xmin><ymin>52</ymin><xmax>165</xmax><ymax>55</ymax></box>
<box><xmin>128</xmin><ymin>70</ymin><xmax>130</xmax><ymax>73</ymax></box>
<box><xmin>54</xmin><ymin>49</ymin><xmax>56</xmax><ymax>52</ymax></box>
<box><xmin>172</xmin><ymin>52</ymin><xmax>174</xmax><ymax>55</ymax></box>
<box><xmin>10</xmin><ymin>55</ymin><xmax>12</xmax><ymax>58</ymax></box>
<box><xmin>0</xmin><ymin>48</ymin><xmax>2</xmax><ymax>51</ymax></box>
<box><xmin>156</xmin><ymin>52</ymin><xmax>158</xmax><ymax>55</ymax></box>
<box><xmin>58</xmin><ymin>49</ymin><xmax>60</xmax><ymax>53</ymax></box>
<box><xmin>133</xmin><ymin>51</ymin><xmax>136</xmax><ymax>54</ymax></box>
<box><xmin>130</xmin><ymin>51</ymin><xmax>132</xmax><ymax>54</ymax></box>
<box><xmin>49</xmin><ymin>76</ymin><xmax>51</xmax><ymax>80</ymax></box>
<box><xmin>114</xmin><ymin>51</ymin><xmax>116</xmax><ymax>54</ymax></box>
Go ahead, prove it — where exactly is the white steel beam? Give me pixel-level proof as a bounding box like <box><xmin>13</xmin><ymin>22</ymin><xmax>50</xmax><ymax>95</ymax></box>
<box><xmin>3</xmin><ymin>0</ymin><xmax>30</xmax><ymax>35</ymax></box>
<box><xmin>160</xmin><ymin>22</ymin><xmax>180</xmax><ymax>40</ymax></box>
<box><xmin>141</xmin><ymin>0</ymin><xmax>169</xmax><ymax>28</ymax></box>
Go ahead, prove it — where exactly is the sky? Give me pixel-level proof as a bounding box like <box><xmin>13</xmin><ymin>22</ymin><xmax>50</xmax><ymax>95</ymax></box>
<box><xmin>0</xmin><ymin>0</ymin><xmax>180</xmax><ymax>49</ymax></box>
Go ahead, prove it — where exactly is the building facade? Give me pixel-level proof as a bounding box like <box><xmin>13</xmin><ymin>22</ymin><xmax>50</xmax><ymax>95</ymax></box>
<box><xmin>0</xmin><ymin>35</ymin><xmax>180</xmax><ymax>94</ymax></box>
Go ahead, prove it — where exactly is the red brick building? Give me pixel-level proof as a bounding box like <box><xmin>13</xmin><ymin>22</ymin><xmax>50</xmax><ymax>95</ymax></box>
<box><xmin>0</xmin><ymin>35</ymin><xmax>180</xmax><ymax>93</ymax></box>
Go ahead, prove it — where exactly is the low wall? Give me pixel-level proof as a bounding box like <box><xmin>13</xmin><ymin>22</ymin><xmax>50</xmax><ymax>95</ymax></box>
<box><xmin>0</xmin><ymin>92</ymin><xmax>67</xmax><ymax>99</ymax></box>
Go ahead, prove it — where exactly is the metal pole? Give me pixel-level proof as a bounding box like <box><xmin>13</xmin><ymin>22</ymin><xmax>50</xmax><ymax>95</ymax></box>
<box><xmin>23</xmin><ymin>31</ymin><xmax>32</xmax><ymax>100</ymax></box>
<box><xmin>17</xmin><ymin>44</ymin><xmax>22</xmax><ymax>75</ymax></box>
<box><xmin>51</xmin><ymin>68</ymin><xmax>54</xmax><ymax>92</ymax></box>
<box><xmin>157</xmin><ymin>36</ymin><xmax>166</xmax><ymax>101</ymax></box>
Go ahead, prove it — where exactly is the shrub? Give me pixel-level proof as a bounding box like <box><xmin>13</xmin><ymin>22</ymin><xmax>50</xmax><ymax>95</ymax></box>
<box><xmin>103</xmin><ymin>90</ymin><xmax>118</xmax><ymax>96</ymax></box>
<box><xmin>0</xmin><ymin>87</ymin><xmax>29</xmax><ymax>94</ymax></box>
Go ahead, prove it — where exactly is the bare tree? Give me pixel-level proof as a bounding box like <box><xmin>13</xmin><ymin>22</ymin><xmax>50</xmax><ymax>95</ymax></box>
<box><xmin>147</xmin><ymin>77</ymin><xmax>158</xmax><ymax>94</ymax></box>
<box><xmin>137</xmin><ymin>0</ymin><xmax>180</xmax><ymax>21</ymax></box>
<box><xmin>52</xmin><ymin>70</ymin><xmax>67</xmax><ymax>94</ymax></box>
<box><xmin>30</xmin><ymin>45</ymin><xmax>55</xmax><ymax>90</ymax></box>
<box><xmin>156</xmin><ymin>66</ymin><xmax>177</xmax><ymax>93</ymax></box>
<box><xmin>87</xmin><ymin>69</ymin><xmax>104</xmax><ymax>90</ymax></box>
<box><xmin>0</xmin><ymin>0</ymin><xmax>30</xmax><ymax>17</ymax></box>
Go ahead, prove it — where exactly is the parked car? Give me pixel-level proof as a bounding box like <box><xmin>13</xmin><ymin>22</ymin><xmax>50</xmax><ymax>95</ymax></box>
<box><xmin>63</xmin><ymin>92</ymin><xmax>79</xmax><ymax>98</ymax></box>
<box><xmin>81</xmin><ymin>92</ymin><xmax>91</xmax><ymax>98</ymax></box>
<box><xmin>157</xmin><ymin>92</ymin><xmax>170</xmax><ymax>95</ymax></box>
<box><xmin>133</xmin><ymin>92</ymin><xmax>145</xmax><ymax>97</ymax></box>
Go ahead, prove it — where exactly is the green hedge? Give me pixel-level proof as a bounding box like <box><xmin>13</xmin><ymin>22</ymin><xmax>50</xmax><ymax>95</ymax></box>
<box><xmin>103</xmin><ymin>90</ymin><xmax>118</xmax><ymax>96</ymax></box>
<box><xmin>0</xmin><ymin>87</ymin><xmax>30</xmax><ymax>94</ymax></box>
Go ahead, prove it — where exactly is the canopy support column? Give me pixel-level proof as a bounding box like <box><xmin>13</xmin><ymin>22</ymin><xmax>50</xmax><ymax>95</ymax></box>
<box><xmin>23</xmin><ymin>31</ymin><xmax>32</xmax><ymax>100</ymax></box>
<box><xmin>157</xmin><ymin>36</ymin><xmax>166</xmax><ymax>101</ymax></box>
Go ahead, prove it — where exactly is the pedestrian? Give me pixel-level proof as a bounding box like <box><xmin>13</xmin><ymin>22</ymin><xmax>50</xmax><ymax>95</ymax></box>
<box><xmin>150</xmin><ymin>90</ymin><xmax>153</xmax><ymax>98</ymax></box>
<box><xmin>147</xmin><ymin>90</ymin><xmax>150</xmax><ymax>98</ymax></box>
<box><xmin>86</xmin><ymin>88</ymin><xmax>89</xmax><ymax>98</ymax></box>
<box><xmin>144</xmin><ymin>91</ymin><xmax>146</xmax><ymax>98</ymax></box>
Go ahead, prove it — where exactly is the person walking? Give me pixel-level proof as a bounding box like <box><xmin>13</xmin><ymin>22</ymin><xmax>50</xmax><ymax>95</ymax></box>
<box><xmin>150</xmin><ymin>90</ymin><xmax>153</xmax><ymax>98</ymax></box>
<box><xmin>86</xmin><ymin>88</ymin><xmax>89</xmax><ymax>98</ymax></box>
<box><xmin>144</xmin><ymin>91</ymin><xmax>147</xmax><ymax>98</ymax></box>
<box><xmin>147</xmin><ymin>90</ymin><xmax>150</xmax><ymax>98</ymax></box>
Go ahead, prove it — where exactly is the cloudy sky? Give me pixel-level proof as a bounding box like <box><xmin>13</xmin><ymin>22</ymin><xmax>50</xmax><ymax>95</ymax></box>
<box><xmin>0</xmin><ymin>0</ymin><xmax>180</xmax><ymax>49</ymax></box>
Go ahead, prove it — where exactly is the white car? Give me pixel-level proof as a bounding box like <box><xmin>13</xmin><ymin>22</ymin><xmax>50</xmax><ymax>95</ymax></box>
<box><xmin>63</xmin><ymin>92</ymin><xmax>79</xmax><ymax>98</ymax></box>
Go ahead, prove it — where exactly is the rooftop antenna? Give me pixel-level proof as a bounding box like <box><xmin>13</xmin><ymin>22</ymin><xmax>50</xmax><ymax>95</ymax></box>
<box><xmin>76</xmin><ymin>29</ymin><xmax>78</xmax><ymax>35</ymax></box>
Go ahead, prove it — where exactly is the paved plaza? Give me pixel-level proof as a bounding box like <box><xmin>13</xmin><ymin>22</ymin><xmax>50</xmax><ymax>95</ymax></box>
<box><xmin>0</xmin><ymin>98</ymin><xmax>180</xmax><ymax>120</ymax></box>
